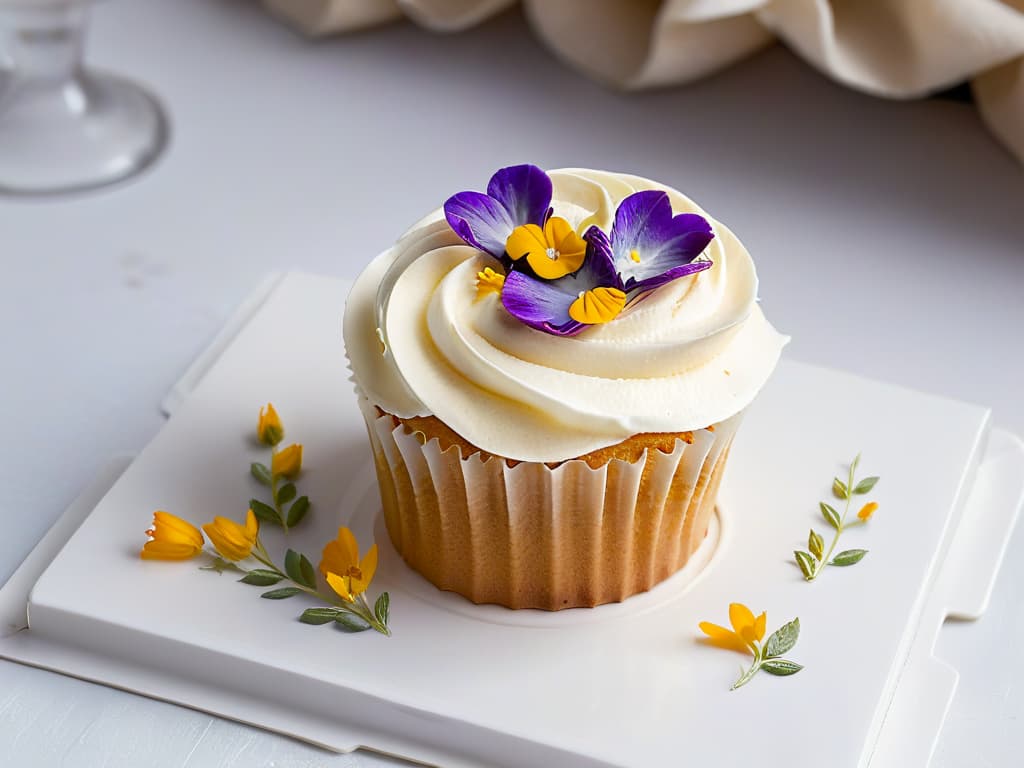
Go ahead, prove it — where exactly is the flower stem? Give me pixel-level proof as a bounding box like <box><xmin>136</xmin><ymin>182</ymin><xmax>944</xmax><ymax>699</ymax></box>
<box><xmin>731</xmin><ymin>645</ymin><xmax>763</xmax><ymax>690</ymax></box>
<box><xmin>811</xmin><ymin>460</ymin><xmax>857</xmax><ymax>580</ymax></box>
<box><xmin>269</xmin><ymin>445</ymin><xmax>288</xmax><ymax>533</ymax></box>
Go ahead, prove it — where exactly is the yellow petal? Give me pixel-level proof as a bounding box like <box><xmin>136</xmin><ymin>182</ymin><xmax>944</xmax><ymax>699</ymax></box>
<box><xmin>698</xmin><ymin>622</ymin><xmax>751</xmax><ymax>655</ymax></box>
<box><xmin>337</xmin><ymin>527</ymin><xmax>360</xmax><ymax>568</ymax></box>
<box><xmin>326</xmin><ymin>571</ymin><xmax>355</xmax><ymax>602</ymax></box>
<box><xmin>754</xmin><ymin>611</ymin><xmax>767</xmax><ymax>642</ymax></box>
<box><xmin>140</xmin><ymin>540</ymin><xmax>202</xmax><ymax>560</ymax></box>
<box><xmin>858</xmin><ymin>501</ymin><xmax>878</xmax><ymax>521</ymax></box>
<box><xmin>244</xmin><ymin>508</ymin><xmax>258</xmax><ymax>539</ymax></box>
<box><xmin>729</xmin><ymin>603</ymin><xmax>756</xmax><ymax>636</ymax></box>
<box><xmin>319</xmin><ymin>539</ymin><xmax>347</xmax><ymax>577</ymax></box>
<box><xmin>505</xmin><ymin>224</ymin><xmax>547</xmax><ymax>263</ymax></box>
<box><xmin>358</xmin><ymin>543</ymin><xmax>378</xmax><ymax>592</ymax></box>
<box><xmin>272</xmin><ymin>444</ymin><xmax>303</xmax><ymax>479</ymax></box>
<box><xmin>203</xmin><ymin>517</ymin><xmax>253</xmax><ymax>561</ymax></box>
<box><xmin>568</xmin><ymin>286</ymin><xmax>626</xmax><ymax>325</ymax></box>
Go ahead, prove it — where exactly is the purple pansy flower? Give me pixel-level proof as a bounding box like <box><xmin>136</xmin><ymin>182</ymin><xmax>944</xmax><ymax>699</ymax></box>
<box><xmin>501</xmin><ymin>228</ymin><xmax>624</xmax><ymax>337</ymax></box>
<box><xmin>444</xmin><ymin>165</ymin><xmax>552</xmax><ymax>258</ymax></box>
<box><xmin>610</xmin><ymin>190</ymin><xmax>714</xmax><ymax>294</ymax></box>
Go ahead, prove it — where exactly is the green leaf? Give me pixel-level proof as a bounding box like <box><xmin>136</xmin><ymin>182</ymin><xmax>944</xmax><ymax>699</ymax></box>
<box><xmin>831</xmin><ymin>549</ymin><xmax>868</xmax><ymax>566</ymax></box>
<box><xmin>832</xmin><ymin>477</ymin><xmax>849</xmax><ymax>500</ymax></box>
<box><xmin>851</xmin><ymin>453</ymin><xmax>861</xmax><ymax>476</ymax></box>
<box><xmin>374</xmin><ymin>592</ymin><xmax>390</xmax><ymax>626</ymax></box>
<box><xmin>334</xmin><ymin>613</ymin><xmax>372</xmax><ymax>633</ymax></box>
<box><xmin>277</xmin><ymin>482</ymin><xmax>297</xmax><ymax>506</ymax></box>
<box><xmin>853</xmin><ymin>476</ymin><xmax>879</xmax><ymax>495</ymax></box>
<box><xmin>261</xmin><ymin>587</ymin><xmax>301</xmax><ymax>599</ymax></box>
<box><xmin>250</xmin><ymin>499</ymin><xmax>279</xmax><ymax>524</ymax></box>
<box><xmin>284</xmin><ymin>549</ymin><xmax>316</xmax><ymax>588</ymax></box>
<box><xmin>239</xmin><ymin>569</ymin><xmax>283</xmax><ymax>586</ymax></box>
<box><xmin>761</xmin><ymin>659</ymin><xmax>803</xmax><ymax>676</ymax></box>
<box><xmin>250</xmin><ymin>462</ymin><xmax>272</xmax><ymax>486</ymax></box>
<box><xmin>287</xmin><ymin>496</ymin><xmax>310</xmax><ymax>527</ymax></box>
<box><xmin>299</xmin><ymin>607</ymin><xmax>340</xmax><ymax>625</ymax></box>
<box><xmin>820</xmin><ymin>502</ymin><xmax>841</xmax><ymax>530</ymax></box>
<box><xmin>300</xmin><ymin>553</ymin><xmax>317</xmax><ymax>589</ymax></box>
<box><xmin>794</xmin><ymin>550</ymin><xmax>816</xmax><ymax>580</ymax></box>
<box><xmin>808</xmin><ymin>530</ymin><xmax>824</xmax><ymax>560</ymax></box>
<box><xmin>764</xmin><ymin>617</ymin><xmax>800</xmax><ymax>658</ymax></box>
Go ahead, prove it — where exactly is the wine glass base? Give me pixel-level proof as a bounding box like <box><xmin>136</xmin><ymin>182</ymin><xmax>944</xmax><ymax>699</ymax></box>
<box><xmin>0</xmin><ymin>72</ymin><xmax>168</xmax><ymax>196</ymax></box>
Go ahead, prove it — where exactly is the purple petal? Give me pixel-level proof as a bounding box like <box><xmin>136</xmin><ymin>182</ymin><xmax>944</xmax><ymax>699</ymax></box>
<box><xmin>628</xmin><ymin>258</ymin><xmax>713</xmax><ymax>295</ymax></box>
<box><xmin>611</xmin><ymin>191</ymin><xmax>714</xmax><ymax>288</ymax></box>
<box><xmin>486</xmin><ymin>165</ymin><xmax>552</xmax><ymax>229</ymax></box>
<box><xmin>444</xmin><ymin>191</ymin><xmax>516</xmax><ymax>258</ymax></box>
<box><xmin>501</xmin><ymin>270</ymin><xmax>583</xmax><ymax>336</ymax></box>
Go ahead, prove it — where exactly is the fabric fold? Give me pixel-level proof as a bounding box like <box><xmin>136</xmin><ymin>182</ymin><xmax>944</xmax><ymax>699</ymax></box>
<box><xmin>261</xmin><ymin>0</ymin><xmax>1024</xmax><ymax>163</ymax></box>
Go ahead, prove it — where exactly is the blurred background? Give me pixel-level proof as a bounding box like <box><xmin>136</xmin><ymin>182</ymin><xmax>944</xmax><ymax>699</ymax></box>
<box><xmin>1</xmin><ymin>0</ymin><xmax>1022</xmax><ymax>766</ymax></box>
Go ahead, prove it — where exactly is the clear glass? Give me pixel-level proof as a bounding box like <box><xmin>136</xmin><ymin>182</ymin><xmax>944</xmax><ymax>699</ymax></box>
<box><xmin>0</xmin><ymin>2</ymin><xmax>168</xmax><ymax>196</ymax></box>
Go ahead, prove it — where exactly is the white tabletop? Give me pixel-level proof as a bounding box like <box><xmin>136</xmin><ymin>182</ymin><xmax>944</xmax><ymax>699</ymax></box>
<box><xmin>2</xmin><ymin>0</ymin><xmax>1022</xmax><ymax>765</ymax></box>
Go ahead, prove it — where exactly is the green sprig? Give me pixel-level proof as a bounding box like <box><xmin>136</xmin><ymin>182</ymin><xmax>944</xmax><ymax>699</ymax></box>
<box><xmin>731</xmin><ymin>618</ymin><xmax>803</xmax><ymax>690</ymax></box>
<box><xmin>794</xmin><ymin>453</ymin><xmax>880</xmax><ymax>581</ymax></box>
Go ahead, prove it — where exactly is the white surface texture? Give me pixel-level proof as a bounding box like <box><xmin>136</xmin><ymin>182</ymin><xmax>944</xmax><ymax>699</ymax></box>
<box><xmin>2</xmin><ymin>273</ymin><xmax>1009</xmax><ymax>768</ymax></box>
<box><xmin>1</xmin><ymin>0</ymin><xmax>1022</xmax><ymax>766</ymax></box>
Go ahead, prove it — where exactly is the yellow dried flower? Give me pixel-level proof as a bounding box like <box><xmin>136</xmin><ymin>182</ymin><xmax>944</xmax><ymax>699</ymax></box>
<box><xmin>857</xmin><ymin>501</ymin><xmax>878</xmax><ymax>521</ymax></box>
<box><xmin>699</xmin><ymin>602</ymin><xmax>766</xmax><ymax>654</ymax></box>
<box><xmin>321</xmin><ymin>527</ymin><xmax>378</xmax><ymax>603</ymax></box>
<box><xmin>203</xmin><ymin>509</ymin><xmax>258</xmax><ymax>561</ymax></box>
<box><xmin>257</xmin><ymin>403</ymin><xmax>284</xmax><ymax>446</ymax></box>
<box><xmin>272</xmin><ymin>443</ymin><xmax>303</xmax><ymax>479</ymax></box>
<box><xmin>475</xmin><ymin>267</ymin><xmax>505</xmax><ymax>301</ymax></box>
<box><xmin>140</xmin><ymin>511</ymin><xmax>204</xmax><ymax>560</ymax></box>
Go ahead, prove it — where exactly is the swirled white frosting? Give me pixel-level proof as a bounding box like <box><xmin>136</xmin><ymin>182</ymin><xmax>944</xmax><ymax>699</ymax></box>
<box><xmin>344</xmin><ymin>168</ymin><xmax>788</xmax><ymax>462</ymax></box>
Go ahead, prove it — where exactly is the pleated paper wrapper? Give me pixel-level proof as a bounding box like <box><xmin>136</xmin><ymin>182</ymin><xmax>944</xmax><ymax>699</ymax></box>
<box><xmin>359</xmin><ymin>398</ymin><xmax>741</xmax><ymax>610</ymax></box>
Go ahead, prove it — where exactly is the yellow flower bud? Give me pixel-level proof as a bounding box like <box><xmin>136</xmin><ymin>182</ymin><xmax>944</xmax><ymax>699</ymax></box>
<box><xmin>140</xmin><ymin>511</ymin><xmax>204</xmax><ymax>560</ymax></box>
<box><xmin>272</xmin><ymin>443</ymin><xmax>303</xmax><ymax>479</ymax></box>
<box><xmin>257</xmin><ymin>403</ymin><xmax>284</xmax><ymax>446</ymax></box>
<box><xmin>203</xmin><ymin>509</ymin><xmax>259</xmax><ymax>562</ymax></box>
<box><xmin>857</xmin><ymin>501</ymin><xmax>878</xmax><ymax>521</ymax></box>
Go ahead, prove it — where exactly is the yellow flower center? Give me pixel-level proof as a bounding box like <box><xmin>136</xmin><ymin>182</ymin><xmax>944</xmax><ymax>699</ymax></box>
<box><xmin>505</xmin><ymin>216</ymin><xmax>586</xmax><ymax>279</ymax></box>
<box><xmin>347</xmin><ymin>565</ymin><xmax>364</xmax><ymax>580</ymax></box>
<box><xmin>630</xmin><ymin>249</ymin><xmax>641</xmax><ymax>263</ymax></box>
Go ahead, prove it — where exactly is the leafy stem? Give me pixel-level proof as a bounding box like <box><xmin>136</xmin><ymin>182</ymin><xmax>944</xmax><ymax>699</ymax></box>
<box><xmin>795</xmin><ymin>453</ymin><xmax>879</xmax><ymax>581</ymax></box>
<box><xmin>730</xmin><ymin>617</ymin><xmax>803</xmax><ymax>691</ymax></box>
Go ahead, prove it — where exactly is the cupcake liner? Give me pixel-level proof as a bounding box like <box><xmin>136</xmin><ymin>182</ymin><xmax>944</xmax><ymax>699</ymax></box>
<box><xmin>360</xmin><ymin>397</ymin><xmax>741</xmax><ymax>610</ymax></box>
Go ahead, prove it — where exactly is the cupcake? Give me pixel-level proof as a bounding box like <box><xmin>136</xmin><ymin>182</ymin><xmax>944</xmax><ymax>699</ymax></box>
<box><xmin>344</xmin><ymin>166</ymin><xmax>786</xmax><ymax>610</ymax></box>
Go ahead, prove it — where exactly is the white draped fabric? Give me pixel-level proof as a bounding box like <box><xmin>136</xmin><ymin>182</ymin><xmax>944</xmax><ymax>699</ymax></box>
<box><xmin>262</xmin><ymin>0</ymin><xmax>1024</xmax><ymax>163</ymax></box>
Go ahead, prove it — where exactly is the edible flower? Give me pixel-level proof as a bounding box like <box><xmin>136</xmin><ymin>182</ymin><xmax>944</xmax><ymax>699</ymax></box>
<box><xmin>257</xmin><ymin>403</ymin><xmax>283</xmax><ymax>446</ymax></box>
<box><xmin>857</xmin><ymin>501</ymin><xmax>879</xmax><ymax>521</ymax></box>
<box><xmin>505</xmin><ymin>216</ymin><xmax>587</xmax><ymax>279</ymax></box>
<box><xmin>272</xmin><ymin>443</ymin><xmax>303</xmax><ymax>480</ymax></box>
<box><xmin>609</xmin><ymin>190</ymin><xmax>714</xmax><ymax>292</ymax></box>
<box><xmin>444</xmin><ymin>164</ymin><xmax>552</xmax><ymax>259</ymax></box>
<box><xmin>699</xmin><ymin>602</ymin><xmax>766</xmax><ymax>654</ymax></box>
<box><xmin>443</xmin><ymin>165</ymin><xmax>715</xmax><ymax>336</ymax></box>
<box><xmin>475</xmin><ymin>266</ymin><xmax>505</xmax><ymax>300</ymax></box>
<box><xmin>140</xmin><ymin>511</ymin><xmax>204</xmax><ymax>560</ymax></box>
<box><xmin>501</xmin><ymin>227</ymin><xmax>625</xmax><ymax>335</ymax></box>
<box><xmin>699</xmin><ymin>603</ymin><xmax>803</xmax><ymax>690</ymax></box>
<box><xmin>320</xmin><ymin>527</ymin><xmax>378</xmax><ymax>602</ymax></box>
<box><xmin>203</xmin><ymin>509</ymin><xmax>259</xmax><ymax>562</ymax></box>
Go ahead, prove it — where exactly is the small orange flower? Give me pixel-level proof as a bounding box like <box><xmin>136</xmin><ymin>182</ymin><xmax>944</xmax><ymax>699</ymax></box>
<box><xmin>320</xmin><ymin>527</ymin><xmax>378</xmax><ymax>602</ymax></box>
<box><xmin>272</xmin><ymin>443</ymin><xmax>303</xmax><ymax>479</ymax></box>
<box><xmin>699</xmin><ymin>602</ymin><xmax>767</xmax><ymax>654</ymax></box>
<box><xmin>203</xmin><ymin>510</ymin><xmax>259</xmax><ymax>561</ymax></box>
<box><xmin>140</xmin><ymin>511</ymin><xmax>204</xmax><ymax>560</ymax></box>
<box><xmin>857</xmin><ymin>501</ymin><xmax>879</xmax><ymax>521</ymax></box>
<box><xmin>257</xmin><ymin>403</ymin><xmax>284</xmax><ymax>446</ymax></box>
